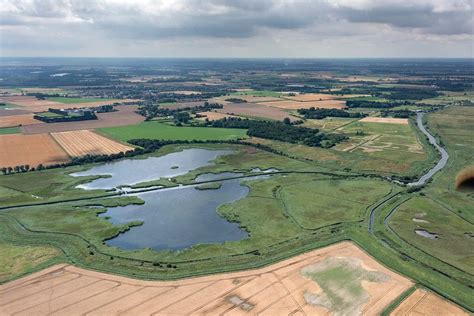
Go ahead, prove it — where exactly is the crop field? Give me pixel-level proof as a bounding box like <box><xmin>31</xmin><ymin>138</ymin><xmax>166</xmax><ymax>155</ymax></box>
<box><xmin>0</xmin><ymin>113</ymin><xmax>41</xmax><ymax>128</ymax></box>
<box><xmin>391</xmin><ymin>288</ymin><xmax>469</xmax><ymax>315</ymax></box>
<box><xmin>51</xmin><ymin>130</ymin><xmax>134</xmax><ymax>157</ymax></box>
<box><xmin>0</xmin><ymin>242</ymin><xmax>413</xmax><ymax>316</ymax></box>
<box><xmin>257</xmin><ymin>99</ymin><xmax>346</xmax><ymax>109</ymax></box>
<box><xmin>0</xmin><ymin>134</ymin><xmax>69</xmax><ymax>168</ymax></box>
<box><xmin>359</xmin><ymin>117</ymin><xmax>409</xmax><ymax>124</ymax></box>
<box><xmin>215</xmin><ymin>102</ymin><xmax>299</xmax><ymax>121</ymax></box>
<box><xmin>21</xmin><ymin>105</ymin><xmax>143</xmax><ymax>134</ymax></box>
<box><xmin>98</xmin><ymin>121</ymin><xmax>248</xmax><ymax>142</ymax></box>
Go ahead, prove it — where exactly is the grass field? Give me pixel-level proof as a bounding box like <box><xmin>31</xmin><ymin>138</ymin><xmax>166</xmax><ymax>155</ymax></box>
<box><xmin>279</xmin><ymin>177</ymin><xmax>393</xmax><ymax>229</ymax></box>
<box><xmin>0</xmin><ymin>241</ymin><xmax>59</xmax><ymax>283</ymax></box>
<box><xmin>47</xmin><ymin>97</ymin><xmax>108</xmax><ymax>104</ymax></box>
<box><xmin>389</xmin><ymin>197</ymin><xmax>474</xmax><ymax>274</ymax></box>
<box><xmin>0</xmin><ymin>127</ymin><xmax>20</xmax><ymax>134</ymax></box>
<box><xmin>97</xmin><ymin>121</ymin><xmax>248</xmax><ymax>142</ymax></box>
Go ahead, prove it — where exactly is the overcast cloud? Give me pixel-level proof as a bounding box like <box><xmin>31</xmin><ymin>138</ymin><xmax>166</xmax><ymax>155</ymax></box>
<box><xmin>0</xmin><ymin>0</ymin><xmax>472</xmax><ymax>57</ymax></box>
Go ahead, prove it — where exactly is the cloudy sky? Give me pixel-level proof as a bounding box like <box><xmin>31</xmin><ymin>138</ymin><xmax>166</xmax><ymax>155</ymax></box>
<box><xmin>1</xmin><ymin>0</ymin><xmax>473</xmax><ymax>58</ymax></box>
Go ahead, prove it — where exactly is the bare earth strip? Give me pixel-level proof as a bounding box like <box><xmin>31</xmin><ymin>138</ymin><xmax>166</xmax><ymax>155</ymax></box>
<box><xmin>0</xmin><ymin>242</ymin><xmax>414</xmax><ymax>315</ymax></box>
<box><xmin>0</xmin><ymin>134</ymin><xmax>69</xmax><ymax>168</ymax></box>
<box><xmin>51</xmin><ymin>130</ymin><xmax>133</xmax><ymax>157</ymax></box>
<box><xmin>215</xmin><ymin>102</ymin><xmax>299</xmax><ymax>121</ymax></box>
<box><xmin>21</xmin><ymin>106</ymin><xmax>144</xmax><ymax>134</ymax></box>
<box><xmin>257</xmin><ymin>100</ymin><xmax>346</xmax><ymax>109</ymax></box>
<box><xmin>360</xmin><ymin>117</ymin><xmax>409</xmax><ymax>125</ymax></box>
<box><xmin>391</xmin><ymin>288</ymin><xmax>468</xmax><ymax>315</ymax></box>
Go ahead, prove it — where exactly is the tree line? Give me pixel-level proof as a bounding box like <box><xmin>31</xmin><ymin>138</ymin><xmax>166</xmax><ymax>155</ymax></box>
<box><xmin>297</xmin><ymin>107</ymin><xmax>366</xmax><ymax>119</ymax></box>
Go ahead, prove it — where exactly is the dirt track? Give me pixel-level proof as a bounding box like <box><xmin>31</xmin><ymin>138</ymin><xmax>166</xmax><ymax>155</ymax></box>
<box><xmin>391</xmin><ymin>288</ymin><xmax>468</xmax><ymax>315</ymax></box>
<box><xmin>0</xmin><ymin>242</ymin><xmax>413</xmax><ymax>315</ymax></box>
<box><xmin>21</xmin><ymin>106</ymin><xmax>144</xmax><ymax>134</ymax></box>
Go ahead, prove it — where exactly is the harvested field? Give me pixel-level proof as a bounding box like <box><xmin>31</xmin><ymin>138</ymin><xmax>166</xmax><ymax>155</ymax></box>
<box><xmin>0</xmin><ymin>134</ymin><xmax>69</xmax><ymax>168</ymax></box>
<box><xmin>360</xmin><ymin>117</ymin><xmax>409</xmax><ymax>125</ymax></box>
<box><xmin>166</xmin><ymin>90</ymin><xmax>201</xmax><ymax>95</ymax></box>
<box><xmin>196</xmin><ymin>111</ymin><xmax>238</xmax><ymax>121</ymax></box>
<box><xmin>0</xmin><ymin>109</ymin><xmax>31</xmax><ymax>117</ymax></box>
<box><xmin>0</xmin><ymin>96</ymin><xmax>139</xmax><ymax>113</ymax></box>
<box><xmin>216</xmin><ymin>102</ymin><xmax>299</xmax><ymax>121</ymax></box>
<box><xmin>0</xmin><ymin>242</ymin><xmax>413</xmax><ymax>315</ymax></box>
<box><xmin>51</xmin><ymin>130</ymin><xmax>133</xmax><ymax>157</ymax></box>
<box><xmin>258</xmin><ymin>99</ymin><xmax>346</xmax><ymax>109</ymax></box>
<box><xmin>0</xmin><ymin>114</ymin><xmax>41</xmax><ymax>128</ymax></box>
<box><xmin>0</xmin><ymin>96</ymin><xmax>64</xmax><ymax>112</ymax></box>
<box><xmin>21</xmin><ymin>106</ymin><xmax>143</xmax><ymax>134</ymax></box>
<box><xmin>391</xmin><ymin>288</ymin><xmax>468</xmax><ymax>315</ymax></box>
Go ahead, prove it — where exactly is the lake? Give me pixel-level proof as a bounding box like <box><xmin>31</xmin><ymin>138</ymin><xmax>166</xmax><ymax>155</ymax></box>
<box><xmin>70</xmin><ymin>148</ymin><xmax>233</xmax><ymax>190</ymax></box>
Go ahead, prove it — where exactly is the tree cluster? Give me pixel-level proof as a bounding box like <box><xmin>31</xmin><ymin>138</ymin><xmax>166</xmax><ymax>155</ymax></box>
<box><xmin>205</xmin><ymin>117</ymin><xmax>347</xmax><ymax>147</ymax></box>
<box><xmin>297</xmin><ymin>107</ymin><xmax>366</xmax><ymax>119</ymax></box>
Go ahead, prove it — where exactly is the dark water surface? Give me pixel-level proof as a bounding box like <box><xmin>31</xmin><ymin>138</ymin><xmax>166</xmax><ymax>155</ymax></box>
<box><xmin>101</xmin><ymin>176</ymin><xmax>251</xmax><ymax>250</ymax></box>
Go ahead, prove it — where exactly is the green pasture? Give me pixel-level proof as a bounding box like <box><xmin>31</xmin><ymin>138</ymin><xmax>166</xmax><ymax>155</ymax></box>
<box><xmin>47</xmin><ymin>97</ymin><xmax>108</xmax><ymax>104</ymax></box>
<box><xmin>0</xmin><ymin>127</ymin><xmax>20</xmax><ymax>134</ymax></box>
<box><xmin>97</xmin><ymin>121</ymin><xmax>248</xmax><ymax>142</ymax></box>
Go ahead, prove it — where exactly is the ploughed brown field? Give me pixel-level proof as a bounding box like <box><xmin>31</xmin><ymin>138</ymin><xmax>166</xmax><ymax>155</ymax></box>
<box><xmin>391</xmin><ymin>288</ymin><xmax>468</xmax><ymax>316</ymax></box>
<box><xmin>20</xmin><ymin>106</ymin><xmax>144</xmax><ymax>134</ymax></box>
<box><xmin>0</xmin><ymin>134</ymin><xmax>69</xmax><ymax>168</ymax></box>
<box><xmin>257</xmin><ymin>99</ymin><xmax>346</xmax><ymax>109</ymax></box>
<box><xmin>216</xmin><ymin>103</ymin><xmax>299</xmax><ymax>121</ymax></box>
<box><xmin>51</xmin><ymin>130</ymin><xmax>134</xmax><ymax>157</ymax></box>
<box><xmin>359</xmin><ymin>117</ymin><xmax>409</xmax><ymax>125</ymax></box>
<box><xmin>0</xmin><ymin>242</ymin><xmax>414</xmax><ymax>315</ymax></box>
<box><xmin>0</xmin><ymin>114</ymin><xmax>41</xmax><ymax>128</ymax></box>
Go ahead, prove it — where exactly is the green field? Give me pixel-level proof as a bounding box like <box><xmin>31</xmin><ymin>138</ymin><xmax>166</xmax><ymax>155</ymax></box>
<box><xmin>0</xmin><ymin>127</ymin><xmax>20</xmax><ymax>134</ymax></box>
<box><xmin>47</xmin><ymin>97</ymin><xmax>109</xmax><ymax>104</ymax></box>
<box><xmin>390</xmin><ymin>197</ymin><xmax>474</xmax><ymax>274</ymax></box>
<box><xmin>230</xmin><ymin>90</ymin><xmax>283</xmax><ymax>98</ymax></box>
<box><xmin>97</xmin><ymin>121</ymin><xmax>248</xmax><ymax>142</ymax></box>
<box><xmin>0</xmin><ymin>241</ymin><xmax>59</xmax><ymax>283</ymax></box>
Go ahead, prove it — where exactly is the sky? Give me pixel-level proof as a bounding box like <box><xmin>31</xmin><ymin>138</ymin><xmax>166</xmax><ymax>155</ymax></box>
<box><xmin>1</xmin><ymin>0</ymin><xmax>473</xmax><ymax>58</ymax></box>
